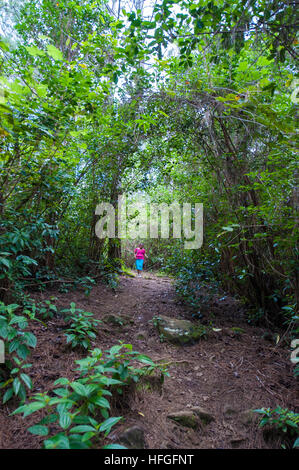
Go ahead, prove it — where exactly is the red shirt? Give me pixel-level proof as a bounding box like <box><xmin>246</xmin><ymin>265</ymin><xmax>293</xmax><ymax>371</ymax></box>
<box><xmin>134</xmin><ymin>248</ymin><xmax>145</xmax><ymax>260</ymax></box>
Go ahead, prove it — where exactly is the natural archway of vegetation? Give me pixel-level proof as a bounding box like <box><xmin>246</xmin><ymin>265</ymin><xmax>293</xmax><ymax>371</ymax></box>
<box><xmin>0</xmin><ymin>0</ymin><xmax>298</xmax><ymax>450</ymax></box>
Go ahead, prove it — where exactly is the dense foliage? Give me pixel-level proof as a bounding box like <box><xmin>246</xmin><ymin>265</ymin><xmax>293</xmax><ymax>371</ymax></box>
<box><xmin>1</xmin><ymin>0</ymin><xmax>297</xmax><ymax>326</ymax></box>
<box><xmin>0</xmin><ymin>0</ymin><xmax>298</xmax><ymax>448</ymax></box>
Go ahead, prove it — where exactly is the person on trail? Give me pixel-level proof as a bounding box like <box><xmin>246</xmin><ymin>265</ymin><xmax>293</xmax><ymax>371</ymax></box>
<box><xmin>134</xmin><ymin>243</ymin><xmax>147</xmax><ymax>277</ymax></box>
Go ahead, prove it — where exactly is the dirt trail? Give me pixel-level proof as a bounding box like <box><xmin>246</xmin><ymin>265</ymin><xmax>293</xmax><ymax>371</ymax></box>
<box><xmin>0</xmin><ymin>273</ymin><xmax>297</xmax><ymax>449</ymax></box>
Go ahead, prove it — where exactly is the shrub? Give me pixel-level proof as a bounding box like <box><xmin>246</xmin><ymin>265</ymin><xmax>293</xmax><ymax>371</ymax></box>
<box><xmin>254</xmin><ymin>406</ymin><xmax>299</xmax><ymax>448</ymax></box>
<box><xmin>23</xmin><ymin>298</ymin><xmax>58</xmax><ymax>321</ymax></box>
<box><xmin>12</xmin><ymin>344</ymin><xmax>168</xmax><ymax>449</ymax></box>
<box><xmin>0</xmin><ymin>302</ymin><xmax>36</xmax><ymax>403</ymax></box>
<box><xmin>0</xmin><ymin>211</ymin><xmax>59</xmax><ymax>301</ymax></box>
<box><xmin>61</xmin><ymin>303</ymin><xmax>101</xmax><ymax>350</ymax></box>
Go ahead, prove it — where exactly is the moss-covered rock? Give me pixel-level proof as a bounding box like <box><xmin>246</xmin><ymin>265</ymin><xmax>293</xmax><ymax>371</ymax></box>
<box><xmin>167</xmin><ymin>411</ymin><xmax>200</xmax><ymax>429</ymax></box>
<box><xmin>154</xmin><ymin>315</ymin><xmax>207</xmax><ymax>345</ymax></box>
<box><xmin>103</xmin><ymin>314</ymin><xmax>133</xmax><ymax>326</ymax></box>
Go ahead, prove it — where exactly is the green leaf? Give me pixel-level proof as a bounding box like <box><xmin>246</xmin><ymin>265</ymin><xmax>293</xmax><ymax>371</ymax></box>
<box><xmin>25</xmin><ymin>46</ymin><xmax>46</xmax><ymax>57</ymax></box>
<box><xmin>93</xmin><ymin>396</ymin><xmax>110</xmax><ymax>409</ymax></box>
<box><xmin>3</xmin><ymin>388</ymin><xmax>13</xmax><ymax>404</ymax></box>
<box><xmin>23</xmin><ymin>332</ymin><xmax>37</xmax><ymax>348</ymax></box>
<box><xmin>35</xmin><ymin>84</ymin><xmax>48</xmax><ymax>98</ymax></box>
<box><xmin>99</xmin><ymin>416</ymin><xmax>122</xmax><ymax>433</ymax></box>
<box><xmin>102</xmin><ymin>444</ymin><xmax>127</xmax><ymax>449</ymax></box>
<box><xmin>103</xmin><ymin>378</ymin><xmax>123</xmax><ymax>386</ymax></box>
<box><xmin>237</xmin><ymin>61</ymin><xmax>249</xmax><ymax>72</ymax></box>
<box><xmin>70</xmin><ymin>425</ymin><xmax>96</xmax><ymax>433</ymax></box>
<box><xmin>16</xmin><ymin>344</ymin><xmax>30</xmax><ymax>360</ymax></box>
<box><xmin>12</xmin><ymin>401</ymin><xmax>46</xmax><ymax>417</ymax></box>
<box><xmin>40</xmin><ymin>413</ymin><xmax>58</xmax><ymax>425</ymax></box>
<box><xmin>54</xmin><ymin>378</ymin><xmax>69</xmax><ymax>386</ymax></box>
<box><xmin>0</xmin><ymin>39</ymin><xmax>10</xmax><ymax>51</ymax></box>
<box><xmin>13</xmin><ymin>377</ymin><xmax>21</xmax><ymax>395</ymax></box>
<box><xmin>44</xmin><ymin>434</ymin><xmax>70</xmax><ymax>449</ymax></box>
<box><xmin>70</xmin><ymin>382</ymin><xmax>88</xmax><ymax>396</ymax></box>
<box><xmin>20</xmin><ymin>373</ymin><xmax>32</xmax><ymax>389</ymax></box>
<box><xmin>68</xmin><ymin>436</ymin><xmax>90</xmax><ymax>449</ymax></box>
<box><xmin>136</xmin><ymin>354</ymin><xmax>155</xmax><ymax>365</ymax></box>
<box><xmin>0</xmin><ymin>257</ymin><xmax>11</xmax><ymax>269</ymax></box>
<box><xmin>28</xmin><ymin>425</ymin><xmax>49</xmax><ymax>436</ymax></box>
<box><xmin>59</xmin><ymin>411</ymin><xmax>72</xmax><ymax>430</ymax></box>
<box><xmin>53</xmin><ymin>388</ymin><xmax>69</xmax><ymax>397</ymax></box>
<box><xmin>293</xmin><ymin>437</ymin><xmax>299</xmax><ymax>448</ymax></box>
<box><xmin>46</xmin><ymin>45</ymin><xmax>63</xmax><ymax>61</ymax></box>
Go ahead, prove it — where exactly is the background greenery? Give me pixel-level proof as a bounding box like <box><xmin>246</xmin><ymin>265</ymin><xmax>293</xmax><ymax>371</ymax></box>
<box><xmin>0</xmin><ymin>0</ymin><xmax>298</xmax><ymax>326</ymax></box>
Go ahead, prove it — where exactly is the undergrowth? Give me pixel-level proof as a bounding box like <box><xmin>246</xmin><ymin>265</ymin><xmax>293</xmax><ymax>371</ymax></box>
<box><xmin>12</xmin><ymin>343</ymin><xmax>168</xmax><ymax>449</ymax></box>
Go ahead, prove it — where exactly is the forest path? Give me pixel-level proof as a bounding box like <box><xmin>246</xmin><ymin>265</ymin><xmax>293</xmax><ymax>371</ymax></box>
<box><xmin>1</xmin><ymin>273</ymin><xmax>297</xmax><ymax>449</ymax></box>
<box><xmin>82</xmin><ymin>272</ymin><xmax>296</xmax><ymax>449</ymax></box>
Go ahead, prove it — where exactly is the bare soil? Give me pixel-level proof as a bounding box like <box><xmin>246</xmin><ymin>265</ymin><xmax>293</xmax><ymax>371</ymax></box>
<box><xmin>0</xmin><ymin>273</ymin><xmax>298</xmax><ymax>449</ymax></box>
